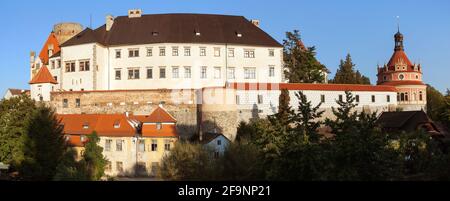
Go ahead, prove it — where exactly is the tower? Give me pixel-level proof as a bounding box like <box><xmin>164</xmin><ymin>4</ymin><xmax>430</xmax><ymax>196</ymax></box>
<box><xmin>377</xmin><ymin>30</ymin><xmax>427</xmax><ymax>111</ymax></box>
<box><xmin>29</xmin><ymin>66</ymin><xmax>58</xmax><ymax>102</ymax></box>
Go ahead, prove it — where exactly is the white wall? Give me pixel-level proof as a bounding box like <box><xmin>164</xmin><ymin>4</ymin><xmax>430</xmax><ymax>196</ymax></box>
<box><xmin>61</xmin><ymin>43</ymin><xmax>95</xmax><ymax>91</ymax></box>
<box><xmin>30</xmin><ymin>83</ymin><xmax>54</xmax><ymax>101</ymax></box>
<box><xmin>204</xmin><ymin>135</ymin><xmax>230</xmax><ymax>156</ymax></box>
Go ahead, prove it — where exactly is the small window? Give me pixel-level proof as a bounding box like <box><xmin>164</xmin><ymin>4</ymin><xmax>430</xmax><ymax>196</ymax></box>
<box><xmin>201</xmin><ymin>67</ymin><xmax>207</xmax><ymax>79</ymax></box>
<box><xmin>228</xmin><ymin>48</ymin><xmax>234</xmax><ymax>57</ymax></box>
<box><xmin>75</xmin><ymin>98</ymin><xmax>81</xmax><ymax>108</ymax></box>
<box><xmin>214</xmin><ymin>67</ymin><xmax>221</xmax><ymax>79</ymax></box>
<box><xmin>257</xmin><ymin>95</ymin><xmax>263</xmax><ymax>104</ymax></box>
<box><xmin>116</xmin><ymin>140</ymin><xmax>123</xmax><ymax>151</ymax></box>
<box><xmin>156</xmin><ymin>123</ymin><xmax>162</xmax><ymax>130</ymax></box>
<box><xmin>79</xmin><ymin>60</ymin><xmax>90</xmax><ymax>71</ymax></box>
<box><xmin>419</xmin><ymin>91</ymin><xmax>423</xmax><ymax>101</ymax></box>
<box><xmin>57</xmin><ymin>60</ymin><xmax>61</xmax><ymax>68</ymax></box>
<box><xmin>269</xmin><ymin>66</ymin><xmax>275</xmax><ymax>77</ymax></box>
<box><xmin>159</xmin><ymin>47</ymin><xmax>166</xmax><ymax>56</ymax></box>
<box><xmin>172</xmin><ymin>47</ymin><xmax>179</xmax><ymax>56</ymax></box>
<box><xmin>372</xmin><ymin>95</ymin><xmax>376</xmax><ymax>103</ymax></box>
<box><xmin>128</xmin><ymin>49</ymin><xmax>139</xmax><ymax>57</ymax></box>
<box><xmin>214</xmin><ymin>151</ymin><xmax>220</xmax><ymax>159</ymax></box>
<box><xmin>339</xmin><ymin>95</ymin><xmax>343</xmax><ymax>102</ymax></box>
<box><xmin>387</xmin><ymin>95</ymin><xmax>391</xmax><ymax>102</ymax></box>
<box><xmin>172</xmin><ymin>67</ymin><xmax>179</xmax><ymax>78</ymax></box>
<box><xmin>151</xmin><ymin>140</ymin><xmax>158</xmax><ymax>152</ymax></box>
<box><xmin>53</xmin><ymin>76</ymin><xmax>58</xmax><ymax>81</ymax></box>
<box><xmin>114</xmin><ymin>120</ymin><xmax>120</xmax><ymax>128</ymax></box>
<box><xmin>200</xmin><ymin>47</ymin><xmax>206</xmax><ymax>56</ymax></box>
<box><xmin>115</xmin><ymin>69</ymin><xmax>121</xmax><ymax>80</ymax></box>
<box><xmin>269</xmin><ymin>49</ymin><xmax>275</xmax><ymax>57</ymax></box>
<box><xmin>82</xmin><ymin>122</ymin><xmax>89</xmax><ymax>129</ymax></box>
<box><xmin>138</xmin><ymin>139</ymin><xmax>145</xmax><ymax>152</ymax></box>
<box><xmin>244</xmin><ymin>68</ymin><xmax>256</xmax><ymax>79</ymax></box>
<box><xmin>217</xmin><ymin>140</ymin><xmax>222</xmax><ymax>146</ymax></box>
<box><xmin>128</xmin><ymin>69</ymin><xmax>140</xmax><ymax>79</ymax></box>
<box><xmin>244</xmin><ymin>49</ymin><xmax>255</xmax><ymax>58</ymax></box>
<box><xmin>355</xmin><ymin>95</ymin><xmax>360</xmax><ymax>103</ymax></box>
<box><xmin>80</xmin><ymin>135</ymin><xmax>86</xmax><ymax>142</ymax></box>
<box><xmin>184</xmin><ymin>47</ymin><xmax>191</xmax><ymax>56</ymax></box>
<box><xmin>116</xmin><ymin>162</ymin><xmax>123</xmax><ymax>172</ymax></box>
<box><xmin>227</xmin><ymin>67</ymin><xmax>235</xmax><ymax>79</ymax></box>
<box><xmin>236</xmin><ymin>95</ymin><xmax>240</xmax><ymax>104</ymax></box>
<box><xmin>146</xmin><ymin>48</ymin><xmax>152</xmax><ymax>57</ymax></box>
<box><xmin>214</xmin><ymin>47</ymin><xmax>220</xmax><ymax>57</ymax></box>
<box><xmin>63</xmin><ymin>99</ymin><xmax>68</xmax><ymax>108</ymax></box>
<box><xmin>105</xmin><ymin>161</ymin><xmax>112</xmax><ymax>172</ymax></box>
<box><xmin>147</xmin><ymin>68</ymin><xmax>153</xmax><ymax>79</ymax></box>
<box><xmin>184</xmin><ymin>67</ymin><xmax>191</xmax><ymax>78</ymax></box>
<box><xmin>320</xmin><ymin>95</ymin><xmax>325</xmax><ymax>103</ymax></box>
<box><xmin>164</xmin><ymin>140</ymin><xmax>171</xmax><ymax>151</ymax></box>
<box><xmin>115</xmin><ymin>50</ymin><xmax>121</xmax><ymax>58</ymax></box>
<box><xmin>65</xmin><ymin>61</ymin><xmax>76</xmax><ymax>72</ymax></box>
<box><xmin>51</xmin><ymin>60</ymin><xmax>55</xmax><ymax>69</ymax></box>
<box><xmin>105</xmin><ymin>139</ymin><xmax>112</xmax><ymax>152</ymax></box>
<box><xmin>159</xmin><ymin>67</ymin><xmax>166</xmax><ymax>78</ymax></box>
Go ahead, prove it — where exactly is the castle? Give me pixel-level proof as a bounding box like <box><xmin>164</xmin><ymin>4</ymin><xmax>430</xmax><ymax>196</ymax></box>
<box><xmin>27</xmin><ymin>10</ymin><xmax>427</xmax><ymax>176</ymax></box>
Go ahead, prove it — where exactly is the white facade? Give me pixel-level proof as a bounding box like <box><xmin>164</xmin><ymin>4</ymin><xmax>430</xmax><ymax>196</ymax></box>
<box><xmin>204</xmin><ymin>134</ymin><xmax>231</xmax><ymax>157</ymax></box>
<box><xmin>30</xmin><ymin>83</ymin><xmax>55</xmax><ymax>101</ymax></box>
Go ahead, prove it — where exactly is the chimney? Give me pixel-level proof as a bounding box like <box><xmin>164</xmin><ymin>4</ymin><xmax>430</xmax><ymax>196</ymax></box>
<box><xmin>128</xmin><ymin>9</ymin><xmax>142</xmax><ymax>18</ymax></box>
<box><xmin>250</xmin><ymin>19</ymin><xmax>260</xmax><ymax>27</ymax></box>
<box><xmin>30</xmin><ymin>51</ymin><xmax>35</xmax><ymax>63</ymax></box>
<box><xmin>106</xmin><ymin>15</ymin><xmax>114</xmax><ymax>31</ymax></box>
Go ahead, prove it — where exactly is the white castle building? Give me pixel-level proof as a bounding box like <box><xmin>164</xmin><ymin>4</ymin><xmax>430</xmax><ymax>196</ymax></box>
<box><xmin>28</xmin><ymin>9</ymin><xmax>425</xmax><ymax>141</ymax></box>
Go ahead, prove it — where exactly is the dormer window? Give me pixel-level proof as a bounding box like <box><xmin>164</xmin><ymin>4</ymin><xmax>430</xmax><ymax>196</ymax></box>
<box><xmin>114</xmin><ymin>120</ymin><xmax>120</xmax><ymax>128</ymax></box>
<box><xmin>194</xmin><ymin>29</ymin><xmax>201</xmax><ymax>36</ymax></box>
<box><xmin>236</xmin><ymin>32</ymin><xmax>242</xmax><ymax>37</ymax></box>
<box><xmin>152</xmin><ymin>31</ymin><xmax>159</xmax><ymax>36</ymax></box>
<box><xmin>156</xmin><ymin>123</ymin><xmax>162</xmax><ymax>130</ymax></box>
<box><xmin>80</xmin><ymin>135</ymin><xmax>86</xmax><ymax>142</ymax></box>
<box><xmin>82</xmin><ymin>122</ymin><xmax>89</xmax><ymax>129</ymax></box>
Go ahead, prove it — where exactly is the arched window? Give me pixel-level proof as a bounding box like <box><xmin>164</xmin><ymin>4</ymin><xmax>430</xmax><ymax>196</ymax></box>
<box><xmin>400</xmin><ymin>93</ymin><xmax>405</xmax><ymax>101</ymax></box>
<box><xmin>405</xmin><ymin>92</ymin><xmax>409</xmax><ymax>101</ymax></box>
<box><xmin>419</xmin><ymin>91</ymin><xmax>423</xmax><ymax>101</ymax></box>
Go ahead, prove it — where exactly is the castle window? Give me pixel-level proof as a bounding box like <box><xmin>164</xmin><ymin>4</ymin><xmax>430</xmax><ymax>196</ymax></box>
<box><xmin>184</xmin><ymin>67</ymin><xmax>191</xmax><ymax>78</ymax></box>
<box><xmin>269</xmin><ymin>49</ymin><xmax>275</xmax><ymax>57</ymax></box>
<box><xmin>227</xmin><ymin>67</ymin><xmax>235</xmax><ymax>79</ymax></box>
<box><xmin>228</xmin><ymin>48</ymin><xmax>234</xmax><ymax>57</ymax></box>
<box><xmin>159</xmin><ymin>67</ymin><xmax>166</xmax><ymax>78</ymax></box>
<box><xmin>105</xmin><ymin>139</ymin><xmax>112</xmax><ymax>152</ymax></box>
<box><xmin>172</xmin><ymin>47</ymin><xmax>179</xmax><ymax>56</ymax></box>
<box><xmin>200</xmin><ymin>47</ymin><xmax>206</xmax><ymax>56</ymax></box>
<box><xmin>214</xmin><ymin>47</ymin><xmax>221</xmax><ymax>57</ymax></box>
<box><xmin>151</xmin><ymin>140</ymin><xmax>158</xmax><ymax>152</ymax></box>
<box><xmin>419</xmin><ymin>91</ymin><xmax>423</xmax><ymax>101</ymax></box>
<box><xmin>355</xmin><ymin>95</ymin><xmax>360</xmax><ymax>103</ymax></box>
<box><xmin>147</xmin><ymin>68</ymin><xmax>153</xmax><ymax>79</ymax></box>
<box><xmin>63</xmin><ymin>99</ymin><xmax>68</xmax><ymax>108</ymax></box>
<box><xmin>172</xmin><ymin>67</ymin><xmax>179</xmax><ymax>78</ymax></box>
<box><xmin>244</xmin><ymin>67</ymin><xmax>256</xmax><ymax>79</ymax></box>
<box><xmin>115</xmin><ymin>69</ymin><xmax>121</xmax><ymax>80</ymax></box>
<box><xmin>387</xmin><ymin>95</ymin><xmax>391</xmax><ymax>103</ymax></box>
<box><xmin>75</xmin><ymin>98</ymin><xmax>81</xmax><ymax>108</ymax></box>
<box><xmin>321</xmin><ymin>95</ymin><xmax>325</xmax><ymax>103</ymax></box>
<box><xmin>269</xmin><ymin>66</ymin><xmax>275</xmax><ymax>77</ymax></box>
<box><xmin>128</xmin><ymin>49</ymin><xmax>139</xmax><ymax>58</ymax></box>
<box><xmin>201</xmin><ymin>67</ymin><xmax>207</xmax><ymax>79</ymax></box>
<box><xmin>399</xmin><ymin>74</ymin><xmax>405</xmax><ymax>80</ymax></box>
<box><xmin>371</xmin><ymin>95</ymin><xmax>376</xmax><ymax>103</ymax></box>
<box><xmin>146</xmin><ymin>48</ymin><xmax>152</xmax><ymax>57</ymax></box>
<box><xmin>184</xmin><ymin>47</ymin><xmax>191</xmax><ymax>56</ymax></box>
<box><xmin>116</xmin><ymin>139</ymin><xmax>123</xmax><ymax>152</ymax></box>
<box><xmin>214</xmin><ymin>67</ymin><xmax>221</xmax><ymax>79</ymax></box>
<box><xmin>416</xmin><ymin>75</ymin><xmax>419</xmax><ymax>79</ymax></box>
<box><xmin>128</xmin><ymin>68</ymin><xmax>140</xmax><ymax>79</ymax></box>
<box><xmin>65</xmin><ymin>61</ymin><xmax>75</xmax><ymax>72</ymax></box>
<box><xmin>115</xmin><ymin>50</ymin><xmax>121</xmax><ymax>58</ymax></box>
<box><xmin>159</xmin><ymin>47</ymin><xmax>166</xmax><ymax>56</ymax></box>
<box><xmin>244</xmin><ymin>49</ymin><xmax>255</xmax><ymax>58</ymax></box>
<box><xmin>79</xmin><ymin>60</ymin><xmax>90</xmax><ymax>71</ymax></box>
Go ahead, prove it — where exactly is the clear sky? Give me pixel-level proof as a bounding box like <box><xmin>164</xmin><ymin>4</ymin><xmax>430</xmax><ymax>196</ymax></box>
<box><xmin>1</xmin><ymin>0</ymin><xmax>449</xmax><ymax>95</ymax></box>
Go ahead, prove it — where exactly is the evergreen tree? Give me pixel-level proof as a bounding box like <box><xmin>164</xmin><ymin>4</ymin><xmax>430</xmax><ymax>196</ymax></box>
<box><xmin>291</xmin><ymin>91</ymin><xmax>323</xmax><ymax>143</ymax></box>
<box><xmin>283</xmin><ymin>30</ymin><xmax>328</xmax><ymax>83</ymax></box>
<box><xmin>53</xmin><ymin>149</ymin><xmax>88</xmax><ymax>181</ymax></box>
<box><xmin>0</xmin><ymin>95</ymin><xmax>36</xmax><ymax>168</ymax></box>
<box><xmin>332</xmin><ymin>54</ymin><xmax>370</xmax><ymax>84</ymax></box>
<box><xmin>426</xmin><ymin>84</ymin><xmax>446</xmax><ymax>121</ymax></box>
<box><xmin>20</xmin><ymin>105</ymin><xmax>66</xmax><ymax>180</ymax></box>
<box><xmin>80</xmin><ymin>131</ymin><xmax>108</xmax><ymax>181</ymax></box>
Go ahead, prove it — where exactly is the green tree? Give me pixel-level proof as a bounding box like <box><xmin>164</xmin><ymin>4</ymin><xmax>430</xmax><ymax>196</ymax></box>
<box><xmin>0</xmin><ymin>95</ymin><xmax>36</xmax><ymax>168</ymax></box>
<box><xmin>291</xmin><ymin>91</ymin><xmax>324</xmax><ymax>143</ymax></box>
<box><xmin>332</xmin><ymin>54</ymin><xmax>370</xmax><ymax>84</ymax></box>
<box><xmin>283</xmin><ymin>30</ymin><xmax>328</xmax><ymax>83</ymax></box>
<box><xmin>20</xmin><ymin>105</ymin><xmax>66</xmax><ymax>180</ymax></box>
<box><xmin>80</xmin><ymin>131</ymin><xmax>108</xmax><ymax>181</ymax></box>
<box><xmin>426</xmin><ymin>84</ymin><xmax>446</xmax><ymax>121</ymax></box>
<box><xmin>53</xmin><ymin>149</ymin><xmax>88</xmax><ymax>181</ymax></box>
<box><xmin>220</xmin><ymin>142</ymin><xmax>264</xmax><ymax>180</ymax></box>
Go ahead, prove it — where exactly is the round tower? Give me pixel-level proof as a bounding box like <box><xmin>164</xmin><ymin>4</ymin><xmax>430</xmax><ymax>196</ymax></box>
<box><xmin>377</xmin><ymin>30</ymin><xmax>427</xmax><ymax>111</ymax></box>
<box><xmin>53</xmin><ymin>23</ymin><xmax>83</xmax><ymax>44</ymax></box>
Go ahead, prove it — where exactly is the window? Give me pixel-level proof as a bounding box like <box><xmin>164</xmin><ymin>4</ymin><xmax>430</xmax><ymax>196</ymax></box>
<box><xmin>151</xmin><ymin>140</ymin><xmax>158</xmax><ymax>151</ymax></box>
<box><xmin>75</xmin><ymin>98</ymin><xmax>81</xmax><ymax>108</ymax></box>
<box><xmin>387</xmin><ymin>95</ymin><xmax>391</xmax><ymax>102</ymax></box>
<box><xmin>356</xmin><ymin>95</ymin><xmax>360</xmax><ymax>103</ymax></box>
<box><xmin>244</xmin><ymin>49</ymin><xmax>255</xmax><ymax>58</ymax></box>
<box><xmin>82</xmin><ymin>122</ymin><xmax>89</xmax><ymax>129</ymax></box>
<box><xmin>257</xmin><ymin>95</ymin><xmax>263</xmax><ymax>104</ymax></box>
<box><xmin>105</xmin><ymin>139</ymin><xmax>112</xmax><ymax>151</ymax></box>
<box><xmin>57</xmin><ymin>59</ymin><xmax>61</xmax><ymax>68</ymax></box>
<box><xmin>128</xmin><ymin>49</ymin><xmax>139</xmax><ymax>57</ymax></box>
<box><xmin>269</xmin><ymin>49</ymin><xmax>275</xmax><ymax>57</ymax></box>
<box><xmin>159</xmin><ymin>67</ymin><xmax>166</xmax><ymax>78</ymax></box>
<box><xmin>244</xmin><ymin>68</ymin><xmax>256</xmax><ymax>79</ymax></box>
<box><xmin>184</xmin><ymin>47</ymin><xmax>191</xmax><ymax>56</ymax></box>
<box><xmin>147</xmin><ymin>68</ymin><xmax>153</xmax><ymax>79</ymax></box>
<box><xmin>214</xmin><ymin>67</ymin><xmax>221</xmax><ymax>79</ymax></box>
<box><xmin>79</xmin><ymin>60</ymin><xmax>90</xmax><ymax>71</ymax></box>
<box><xmin>159</xmin><ymin>47</ymin><xmax>166</xmax><ymax>56</ymax></box>
<box><xmin>138</xmin><ymin>139</ymin><xmax>145</xmax><ymax>152</ymax></box>
<box><xmin>339</xmin><ymin>95</ymin><xmax>343</xmax><ymax>102</ymax></box>
<box><xmin>146</xmin><ymin>48</ymin><xmax>152</xmax><ymax>57</ymax></box>
<box><xmin>172</xmin><ymin>67</ymin><xmax>179</xmax><ymax>78</ymax></box>
<box><xmin>65</xmin><ymin>61</ymin><xmax>75</xmax><ymax>72</ymax></box>
<box><xmin>151</xmin><ymin>162</ymin><xmax>159</xmax><ymax>175</ymax></box>
<box><xmin>80</xmin><ymin>135</ymin><xmax>86</xmax><ymax>142</ymax></box>
<box><xmin>105</xmin><ymin>162</ymin><xmax>112</xmax><ymax>172</ymax></box>
<box><xmin>63</xmin><ymin>99</ymin><xmax>68</xmax><ymax>108</ymax></box>
<box><xmin>399</xmin><ymin>74</ymin><xmax>405</xmax><ymax>80</ymax></box>
<box><xmin>115</xmin><ymin>50</ymin><xmax>121</xmax><ymax>58</ymax></box>
<box><xmin>51</xmin><ymin>60</ymin><xmax>55</xmax><ymax>69</ymax></box>
<box><xmin>214</xmin><ymin>151</ymin><xmax>220</xmax><ymax>159</ymax></box>
<box><xmin>115</xmin><ymin>69</ymin><xmax>121</xmax><ymax>80</ymax></box>
<box><xmin>269</xmin><ymin>66</ymin><xmax>275</xmax><ymax>77</ymax></box>
<box><xmin>164</xmin><ymin>140</ymin><xmax>171</xmax><ymax>151</ymax></box>
<box><xmin>217</xmin><ymin>140</ymin><xmax>222</xmax><ymax>146</ymax></box>
<box><xmin>201</xmin><ymin>66</ymin><xmax>207</xmax><ymax>79</ymax></box>
<box><xmin>116</xmin><ymin>162</ymin><xmax>123</xmax><ymax>172</ymax></box>
<box><xmin>372</xmin><ymin>95</ymin><xmax>376</xmax><ymax>103</ymax></box>
<box><xmin>400</xmin><ymin>93</ymin><xmax>405</xmax><ymax>101</ymax></box>
<box><xmin>156</xmin><ymin>123</ymin><xmax>162</xmax><ymax>130</ymax></box>
<box><xmin>227</xmin><ymin>67</ymin><xmax>235</xmax><ymax>79</ymax></box>
<box><xmin>128</xmin><ymin>69</ymin><xmax>140</xmax><ymax>79</ymax></box>
<box><xmin>214</xmin><ymin>47</ymin><xmax>220</xmax><ymax>57</ymax></box>
<box><xmin>184</xmin><ymin>67</ymin><xmax>191</xmax><ymax>78</ymax></box>
<box><xmin>320</xmin><ymin>95</ymin><xmax>325</xmax><ymax>103</ymax></box>
<box><xmin>200</xmin><ymin>47</ymin><xmax>206</xmax><ymax>56</ymax></box>
<box><xmin>405</xmin><ymin>93</ymin><xmax>409</xmax><ymax>101</ymax></box>
<box><xmin>114</xmin><ymin>120</ymin><xmax>120</xmax><ymax>128</ymax></box>
<box><xmin>53</xmin><ymin>76</ymin><xmax>58</xmax><ymax>82</ymax></box>
<box><xmin>419</xmin><ymin>91</ymin><xmax>423</xmax><ymax>101</ymax></box>
<box><xmin>228</xmin><ymin>48</ymin><xmax>234</xmax><ymax>57</ymax></box>
<box><xmin>116</xmin><ymin>140</ymin><xmax>123</xmax><ymax>151</ymax></box>
<box><xmin>172</xmin><ymin>47</ymin><xmax>179</xmax><ymax>56</ymax></box>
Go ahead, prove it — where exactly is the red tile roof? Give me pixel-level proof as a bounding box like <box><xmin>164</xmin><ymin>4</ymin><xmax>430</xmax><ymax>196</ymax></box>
<box><xmin>141</xmin><ymin>124</ymin><xmax>178</xmax><ymax>137</ymax></box>
<box><xmin>379</xmin><ymin>81</ymin><xmax>425</xmax><ymax>86</ymax></box>
<box><xmin>57</xmin><ymin>114</ymin><xmax>137</xmax><ymax>137</ymax></box>
<box><xmin>227</xmin><ymin>82</ymin><xmax>397</xmax><ymax>92</ymax></box>
<box><xmin>39</xmin><ymin>32</ymin><xmax>61</xmax><ymax>64</ymax></box>
<box><xmin>133</xmin><ymin>106</ymin><xmax>177</xmax><ymax>123</ymax></box>
<box><xmin>29</xmin><ymin>66</ymin><xmax>58</xmax><ymax>84</ymax></box>
<box><xmin>387</xmin><ymin>50</ymin><xmax>414</xmax><ymax>71</ymax></box>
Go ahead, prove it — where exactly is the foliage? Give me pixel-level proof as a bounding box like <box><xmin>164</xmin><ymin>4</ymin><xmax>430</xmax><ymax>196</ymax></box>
<box><xmin>426</xmin><ymin>84</ymin><xmax>446</xmax><ymax>121</ymax></box>
<box><xmin>80</xmin><ymin>131</ymin><xmax>108</xmax><ymax>181</ymax></box>
<box><xmin>331</xmin><ymin>54</ymin><xmax>370</xmax><ymax>84</ymax></box>
<box><xmin>53</xmin><ymin>149</ymin><xmax>88</xmax><ymax>181</ymax></box>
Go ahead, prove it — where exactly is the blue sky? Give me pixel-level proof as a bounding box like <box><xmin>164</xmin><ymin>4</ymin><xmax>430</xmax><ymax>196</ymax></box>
<box><xmin>1</xmin><ymin>0</ymin><xmax>449</xmax><ymax>94</ymax></box>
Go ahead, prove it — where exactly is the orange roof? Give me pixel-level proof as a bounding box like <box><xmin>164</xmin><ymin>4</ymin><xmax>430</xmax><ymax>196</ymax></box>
<box><xmin>29</xmin><ymin>66</ymin><xmax>58</xmax><ymax>84</ymax></box>
<box><xmin>227</xmin><ymin>82</ymin><xmax>397</xmax><ymax>92</ymax></box>
<box><xmin>66</xmin><ymin>135</ymin><xmax>86</xmax><ymax>147</ymax></box>
<box><xmin>379</xmin><ymin>80</ymin><xmax>425</xmax><ymax>86</ymax></box>
<box><xmin>133</xmin><ymin>106</ymin><xmax>177</xmax><ymax>123</ymax></box>
<box><xmin>142</xmin><ymin>124</ymin><xmax>178</xmax><ymax>137</ymax></box>
<box><xmin>387</xmin><ymin>50</ymin><xmax>414</xmax><ymax>71</ymax></box>
<box><xmin>57</xmin><ymin>114</ymin><xmax>137</xmax><ymax>137</ymax></box>
<box><xmin>39</xmin><ymin>32</ymin><xmax>61</xmax><ymax>64</ymax></box>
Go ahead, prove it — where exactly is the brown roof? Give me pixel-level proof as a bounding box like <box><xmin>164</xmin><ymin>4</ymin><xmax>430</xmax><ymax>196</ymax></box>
<box><xmin>8</xmin><ymin>88</ymin><xmax>30</xmax><ymax>96</ymax></box>
<box><xmin>62</xmin><ymin>13</ymin><xmax>282</xmax><ymax>47</ymax></box>
<box><xmin>29</xmin><ymin>66</ymin><xmax>58</xmax><ymax>84</ymax></box>
<box><xmin>376</xmin><ymin>111</ymin><xmax>444</xmax><ymax>137</ymax></box>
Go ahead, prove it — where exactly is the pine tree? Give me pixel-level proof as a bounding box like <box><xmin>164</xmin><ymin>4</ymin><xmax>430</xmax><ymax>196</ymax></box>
<box><xmin>332</xmin><ymin>54</ymin><xmax>370</xmax><ymax>84</ymax></box>
<box><xmin>291</xmin><ymin>91</ymin><xmax>324</xmax><ymax>143</ymax></box>
<box><xmin>283</xmin><ymin>30</ymin><xmax>328</xmax><ymax>83</ymax></box>
<box><xmin>53</xmin><ymin>149</ymin><xmax>88</xmax><ymax>181</ymax></box>
<box><xmin>20</xmin><ymin>105</ymin><xmax>66</xmax><ymax>180</ymax></box>
<box><xmin>80</xmin><ymin>131</ymin><xmax>108</xmax><ymax>180</ymax></box>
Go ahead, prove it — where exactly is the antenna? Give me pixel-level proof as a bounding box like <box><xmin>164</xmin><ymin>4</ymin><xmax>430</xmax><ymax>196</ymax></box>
<box><xmin>396</xmin><ymin>16</ymin><xmax>400</xmax><ymax>32</ymax></box>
